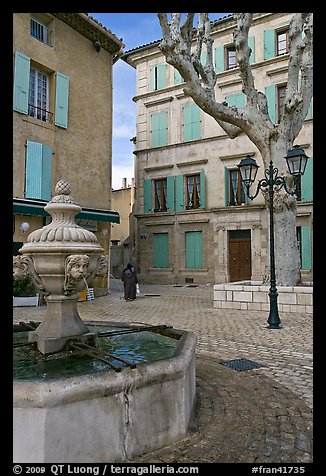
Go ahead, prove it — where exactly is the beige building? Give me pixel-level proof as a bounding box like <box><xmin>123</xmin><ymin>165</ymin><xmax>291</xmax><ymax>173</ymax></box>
<box><xmin>122</xmin><ymin>13</ymin><xmax>313</xmax><ymax>285</ymax></box>
<box><xmin>13</xmin><ymin>13</ymin><xmax>123</xmax><ymax>292</ymax></box>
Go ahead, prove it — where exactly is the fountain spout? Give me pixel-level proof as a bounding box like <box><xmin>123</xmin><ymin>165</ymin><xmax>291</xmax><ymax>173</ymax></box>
<box><xmin>15</xmin><ymin>179</ymin><xmax>107</xmax><ymax>354</ymax></box>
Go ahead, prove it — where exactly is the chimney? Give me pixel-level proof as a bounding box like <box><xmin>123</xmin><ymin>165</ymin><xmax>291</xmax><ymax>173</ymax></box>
<box><xmin>122</xmin><ymin>178</ymin><xmax>127</xmax><ymax>188</ymax></box>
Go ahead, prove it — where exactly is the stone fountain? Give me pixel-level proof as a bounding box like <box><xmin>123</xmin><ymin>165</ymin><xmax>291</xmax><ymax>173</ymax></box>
<box><xmin>13</xmin><ymin>180</ymin><xmax>196</xmax><ymax>463</ymax></box>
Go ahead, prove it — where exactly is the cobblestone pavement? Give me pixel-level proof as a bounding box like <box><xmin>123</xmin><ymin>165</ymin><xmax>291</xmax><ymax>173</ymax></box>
<box><xmin>13</xmin><ymin>283</ymin><xmax>313</xmax><ymax>464</ymax></box>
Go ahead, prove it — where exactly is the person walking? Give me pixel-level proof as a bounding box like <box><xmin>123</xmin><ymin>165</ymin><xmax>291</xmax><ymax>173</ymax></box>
<box><xmin>121</xmin><ymin>262</ymin><xmax>138</xmax><ymax>301</ymax></box>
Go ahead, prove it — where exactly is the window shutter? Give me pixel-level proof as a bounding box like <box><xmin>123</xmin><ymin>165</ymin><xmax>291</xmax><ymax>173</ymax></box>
<box><xmin>191</xmin><ymin>104</ymin><xmax>201</xmax><ymax>140</ymax></box>
<box><xmin>186</xmin><ymin>231</ymin><xmax>203</xmax><ymax>269</ymax></box>
<box><xmin>25</xmin><ymin>141</ymin><xmax>52</xmax><ymax>200</ymax></box>
<box><xmin>175</xmin><ymin>175</ymin><xmax>184</xmax><ymax>211</ymax></box>
<box><xmin>199</xmin><ymin>170</ymin><xmax>206</xmax><ymax>208</ymax></box>
<box><xmin>55</xmin><ymin>72</ymin><xmax>69</xmax><ymax>129</ymax></box>
<box><xmin>265</xmin><ymin>85</ymin><xmax>277</xmax><ymax>124</ymax></box>
<box><xmin>157</xmin><ymin>64</ymin><xmax>167</xmax><ymax>89</ymax></box>
<box><xmin>225</xmin><ymin>93</ymin><xmax>246</xmax><ymax>109</ymax></box>
<box><xmin>214</xmin><ymin>46</ymin><xmax>224</xmax><ymax>73</ymax></box>
<box><xmin>153</xmin><ymin>233</ymin><xmax>169</xmax><ymax>268</ymax></box>
<box><xmin>200</xmin><ymin>50</ymin><xmax>207</xmax><ymax>66</ymax></box>
<box><xmin>224</xmin><ymin>167</ymin><xmax>229</xmax><ymax>206</ymax></box>
<box><xmin>183</xmin><ymin>104</ymin><xmax>200</xmax><ymax>142</ymax></box>
<box><xmin>159</xmin><ymin>111</ymin><xmax>167</xmax><ymax>145</ymax></box>
<box><xmin>151</xmin><ymin>112</ymin><xmax>167</xmax><ymax>147</ymax></box>
<box><xmin>143</xmin><ymin>179</ymin><xmax>152</xmax><ymax>213</ymax></box>
<box><xmin>150</xmin><ymin>66</ymin><xmax>155</xmax><ymax>90</ymax></box>
<box><xmin>13</xmin><ymin>51</ymin><xmax>30</xmax><ymax>114</ymax></box>
<box><xmin>305</xmin><ymin>100</ymin><xmax>313</xmax><ymax>121</ymax></box>
<box><xmin>264</xmin><ymin>29</ymin><xmax>275</xmax><ymax>60</ymax></box>
<box><xmin>301</xmin><ymin>226</ymin><xmax>312</xmax><ymax>270</ymax></box>
<box><xmin>174</xmin><ymin>68</ymin><xmax>183</xmax><ymax>85</ymax></box>
<box><xmin>166</xmin><ymin>176</ymin><xmax>175</xmax><ymax>211</ymax></box>
<box><xmin>183</xmin><ymin>105</ymin><xmax>193</xmax><ymax>142</ymax></box>
<box><xmin>301</xmin><ymin>156</ymin><xmax>313</xmax><ymax>202</ymax></box>
<box><xmin>248</xmin><ymin>36</ymin><xmax>255</xmax><ymax>64</ymax></box>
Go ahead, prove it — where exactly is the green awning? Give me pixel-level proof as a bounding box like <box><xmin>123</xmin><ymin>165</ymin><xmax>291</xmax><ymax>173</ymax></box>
<box><xmin>13</xmin><ymin>198</ymin><xmax>120</xmax><ymax>224</ymax></box>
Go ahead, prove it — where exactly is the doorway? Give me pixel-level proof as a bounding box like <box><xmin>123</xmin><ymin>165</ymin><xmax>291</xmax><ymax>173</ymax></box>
<box><xmin>228</xmin><ymin>230</ymin><xmax>251</xmax><ymax>282</ymax></box>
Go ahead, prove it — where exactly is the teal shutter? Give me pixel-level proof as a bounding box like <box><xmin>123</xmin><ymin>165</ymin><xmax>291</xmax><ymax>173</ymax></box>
<box><xmin>305</xmin><ymin>100</ymin><xmax>313</xmax><ymax>121</ymax></box>
<box><xmin>25</xmin><ymin>141</ymin><xmax>52</xmax><ymax>200</ymax></box>
<box><xmin>301</xmin><ymin>157</ymin><xmax>313</xmax><ymax>202</ymax></box>
<box><xmin>166</xmin><ymin>176</ymin><xmax>175</xmax><ymax>211</ymax></box>
<box><xmin>265</xmin><ymin>85</ymin><xmax>277</xmax><ymax>124</ymax></box>
<box><xmin>175</xmin><ymin>175</ymin><xmax>184</xmax><ymax>211</ymax></box>
<box><xmin>183</xmin><ymin>104</ymin><xmax>201</xmax><ymax>142</ymax></box>
<box><xmin>224</xmin><ymin>167</ymin><xmax>229</xmax><ymax>206</ymax></box>
<box><xmin>13</xmin><ymin>51</ymin><xmax>30</xmax><ymax>114</ymax></box>
<box><xmin>301</xmin><ymin>226</ymin><xmax>312</xmax><ymax>270</ymax></box>
<box><xmin>153</xmin><ymin>233</ymin><xmax>169</xmax><ymax>268</ymax></box>
<box><xmin>225</xmin><ymin>92</ymin><xmax>246</xmax><ymax>108</ymax></box>
<box><xmin>248</xmin><ymin>36</ymin><xmax>255</xmax><ymax>64</ymax></box>
<box><xmin>151</xmin><ymin>112</ymin><xmax>167</xmax><ymax>147</ymax></box>
<box><xmin>264</xmin><ymin>29</ymin><xmax>275</xmax><ymax>60</ymax></box>
<box><xmin>185</xmin><ymin>231</ymin><xmax>203</xmax><ymax>269</ymax></box>
<box><xmin>199</xmin><ymin>170</ymin><xmax>206</xmax><ymax>208</ymax></box>
<box><xmin>55</xmin><ymin>72</ymin><xmax>69</xmax><ymax>128</ymax></box>
<box><xmin>214</xmin><ymin>46</ymin><xmax>224</xmax><ymax>72</ymax></box>
<box><xmin>157</xmin><ymin>64</ymin><xmax>166</xmax><ymax>89</ymax></box>
<box><xmin>143</xmin><ymin>179</ymin><xmax>152</xmax><ymax>213</ymax></box>
<box><xmin>200</xmin><ymin>50</ymin><xmax>207</xmax><ymax>66</ymax></box>
<box><xmin>174</xmin><ymin>68</ymin><xmax>183</xmax><ymax>85</ymax></box>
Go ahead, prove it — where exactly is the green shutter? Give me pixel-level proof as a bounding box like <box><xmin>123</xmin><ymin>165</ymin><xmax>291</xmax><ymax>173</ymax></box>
<box><xmin>157</xmin><ymin>64</ymin><xmax>166</xmax><ymax>89</ymax></box>
<box><xmin>153</xmin><ymin>233</ymin><xmax>169</xmax><ymax>268</ymax></box>
<box><xmin>214</xmin><ymin>46</ymin><xmax>224</xmax><ymax>73</ymax></box>
<box><xmin>225</xmin><ymin>93</ymin><xmax>246</xmax><ymax>109</ymax></box>
<box><xmin>200</xmin><ymin>50</ymin><xmax>207</xmax><ymax>66</ymax></box>
<box><xmin>143</xmin><ymin>179</ymin><xmax>152</xmax><ymax>213</ymax></box>
<box><xmin>13</xmin><ymin>51</ymin><xmax>30</xmax><ymax>114</ymax></box>
<box><xmin>248</xmin><ymin>36</ymin><xmax>255</xmax><ymax>64</ymax></box>
<box><xmin>175</xmin><ymin>175</ymin><xmax>184</xmax><ymax>211</ymax></box>
<box><xmin>265</xmin><ymin>85</ymin><xmax>277</xmax><ymax>124</ymax></box>
<box><xmin>174</xmin><ymin>68</ymin><xmax>183</xmax><ymax>85</ymax></box>
<box><xmin>301</xmin><ymin>157</ymin><xmax>313</xmax><ymax>202</ymax></box>
<box><xmin>199</xmin><ymin>170</ymin><xmax>206</xmax><ymax>208</ymax></box>
<box><xmin>151</xmin><ymin>112</ymin><xmax>167</xmax><ymax>148</ymax></box>
<box><xmin>183</xmin><ymin>104</ymin><xmax>200</xmax><ymax>141</ymax></box>
<box><xmin>55</xmin><ymin>72</ymin><xmax>69</xmax><ymax>129</ymax></box>
<box><xmin>25</xmin><ymin>141</ymin><xmax>52</xmax><ymax>200</ymax></box>
<box><xmin>264</xmin><ymin>29</ymin><xmax>275</xmax><ymax>60</ymax></box>
<box><xmin>224</xmin><ymin>167</ymin><xmax>230</xmax><ymax>206</ymax></box>
<box><xmin>301</xmin><ymin>226</ymin><xmax>312</xmax><ymax>270</ymax></box>
<box><xmin>185</xmin><ymin>231</ymin><xmax>203</xmax><ymax>269</ymax></box>
<box><xmin>166</xmin><ymin>176</ymin><xmax>175</xmax><ymax>211</ymax></box>
<box><xmin>305</xmin><ymin>100</ymin><xmax>313</xmax><ymax>120</ymax></box>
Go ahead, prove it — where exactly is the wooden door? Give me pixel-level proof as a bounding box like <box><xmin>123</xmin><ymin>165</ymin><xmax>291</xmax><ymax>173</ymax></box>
<box><xmin>229</xmin><ymin>238</ymin><xmax>251</xmax><ymax>282</ymax></box>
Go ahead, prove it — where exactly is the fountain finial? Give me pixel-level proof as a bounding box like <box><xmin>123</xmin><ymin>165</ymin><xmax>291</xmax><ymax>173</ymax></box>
<box><xmin>55</xmin><ymin>179</ymin><xmax>71</xmax><ymax>195</ymax></box>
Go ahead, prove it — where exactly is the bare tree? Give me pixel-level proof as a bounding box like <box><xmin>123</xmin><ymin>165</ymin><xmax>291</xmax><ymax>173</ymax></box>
<box><xmin>157</xmin><ymin>13</ymin><xmax>313</xmax><ymax>286</ymax></box>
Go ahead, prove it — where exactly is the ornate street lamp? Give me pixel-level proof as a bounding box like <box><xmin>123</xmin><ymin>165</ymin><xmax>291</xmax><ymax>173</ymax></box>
<box><xmin>238</xmin><ymin>147</ymin><xmax>309</xmax><ymax>329</ymax></box>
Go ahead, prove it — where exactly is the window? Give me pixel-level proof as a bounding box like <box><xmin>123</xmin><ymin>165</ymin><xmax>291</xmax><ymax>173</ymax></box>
<box><xmin>226</xmin><ymin>45</ymin><xmax>237</xmax><ymax>69</ymax></box>
<box><xmin>154</xmin><ymin>179</ymin><xmax>167</xmax><ymax>212</ymax></box>
<box><xmin>276</xmin><ymin>29</ymin><xmax>289</xmax><ymax>56</ymax></box>
<box><xmin>277</xmin><ymin>84</ymin><xmax>286</xmax><ymax>123</ymax></box>
<box><xmin>28</xmin><ymin>68</ymin><xmax>52</xmax><ymax>123</ymax></box>
<box><xmin>183</xmin><ymin>104</ymin><xmax>201</xmax><ymax>142</ymax></box>
<box><xmin>153</xmin><ymin>233</ymin><xmax>169</xmax><ymax>268</ymax></box>
<box><xmin>186</xmin><ymin>174</ymin><xmax>201</xmax><ymax>209</ymax></box>
<box><xmin>30</xmin><ymin>17</ymin><xmax>50</xmax><ymax>45</ymax></box>
<box><xmin>151</xmin><ymin>111</ymin><xmax>168</xmax><ymax>148</ymax></box>
<box><xmin>150</xmin><ymin>64</ymin><xmax>167</xmax><ymax>91</ymax></box>
<box><xmin>229</xmin><ymin>169</ymin><xmax>246</xmax><ymax>206</ymax></box>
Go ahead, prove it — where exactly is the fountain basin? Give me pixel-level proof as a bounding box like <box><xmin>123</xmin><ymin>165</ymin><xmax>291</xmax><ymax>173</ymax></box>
<box><xmin>13</xmin><ymin>323</ymin><xmax>196</xmax><ymax>463</ymax></box>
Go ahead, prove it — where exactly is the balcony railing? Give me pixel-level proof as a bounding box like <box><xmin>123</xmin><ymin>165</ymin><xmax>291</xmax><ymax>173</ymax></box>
<box><xmin>28</xmin><ymin>104</ymin><xmax>53</xmax><ymax>124</ymax></box>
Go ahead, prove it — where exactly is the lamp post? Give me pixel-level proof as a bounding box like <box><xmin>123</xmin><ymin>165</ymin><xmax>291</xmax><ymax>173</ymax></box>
<box><xmin>237</xmin><ymin>146</ymin><xmax>309</xmax><ymax>329</ymax></box>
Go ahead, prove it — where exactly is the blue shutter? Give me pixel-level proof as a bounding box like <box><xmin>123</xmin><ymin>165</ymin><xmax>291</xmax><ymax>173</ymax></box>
<box><xmin>301</xmin><ymin>157</ymin><xmax>313</xmax><ymax>202</ymax></box>
<box><xmin>166</xmin><ymin>176</ymin><xmax>175</xmax><ymax>211</ymax></box>
<box><xmin>214</xmin><ymin>46</ymin><xmax>224</xmax><ymax>72</ymax></box>
<box><xmin>175</xmin><ymin>175</ymin><xmax>184</xmax><ymax>211</ymax></box>
<box><xmin>25</xmin><ymin>141</ymin><xmax>52</xmax><ymax>200</ymax></box>
<box><xmin>143</xmin><ymin>179</ymin><xmax>152</xmax><ymax>213</ymax></box>
<box><xmin>265</xmin><ymin>85</ymin><xmax>277</xmax><ymax>124</ymax></box>
<box><xmin>301</xmin><ymin>226</ymin><xmax>312</xmax><ymax>270</ymax></box>
<box><xmin>264</xmin><ymin>29</ymin><xmax>275</xmax><ymax>60</ymax></box>
<box><xmin>55</xmin><ymin>72</ymin><xmax>69</xmax><ymax>128</ymax></box>
<box><xmin>248</xmin><ymin>36</ymin><xmax>255</xmax><ymax>64</ymax></box>
<box><xmin>153</xmin><ymin>233</ymin><xmax>169</xmax><ymax>268</ymax></box>
<box><xmin>199</xmin><ymin>170</ymin><xmax>206</xmax><ymax>208</ymax></box>
<box><xmin>13</xmin><ymin>51</ymin><xmax>30</xmax><ymax>114</ymax></box>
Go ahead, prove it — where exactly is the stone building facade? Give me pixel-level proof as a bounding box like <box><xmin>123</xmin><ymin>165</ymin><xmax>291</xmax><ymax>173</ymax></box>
<box><xmin>122</xmin><ymin>13</ymin><xmax>313</xmax><ymax>285</ymax></box>
<box><xmin>13</xmin><ymin>13</ymin><xmax>123</xmax><ymax>290</ymax></box>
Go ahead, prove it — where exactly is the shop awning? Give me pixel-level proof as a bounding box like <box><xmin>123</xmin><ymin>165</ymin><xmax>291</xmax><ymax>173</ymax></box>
<box><xmin>13</xmin><ymin>198</ymin><xmax>120</xmax><ymax>224</ymax></box>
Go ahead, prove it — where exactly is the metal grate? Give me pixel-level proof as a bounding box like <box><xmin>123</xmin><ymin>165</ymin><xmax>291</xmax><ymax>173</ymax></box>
<box><xmin>221</xmin><ymin>358</ymin><xmax>265</xmax><ymax>372</ymax></box>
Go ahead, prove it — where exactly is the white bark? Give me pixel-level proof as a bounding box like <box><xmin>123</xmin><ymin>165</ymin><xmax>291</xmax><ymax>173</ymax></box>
<box><xmin>157</xmin><ymin>13</ymin><xmax>313</xmax><ymax>286</ymax></box>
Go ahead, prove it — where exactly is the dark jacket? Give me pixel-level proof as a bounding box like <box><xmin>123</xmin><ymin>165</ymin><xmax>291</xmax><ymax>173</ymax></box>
<box><xmin>121</xmin><ymin>263</ymin><xmax>138</xmax><ymax>300</ymax></box>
